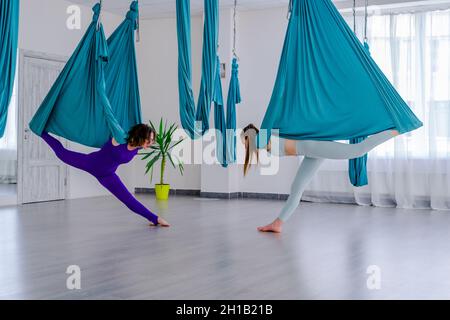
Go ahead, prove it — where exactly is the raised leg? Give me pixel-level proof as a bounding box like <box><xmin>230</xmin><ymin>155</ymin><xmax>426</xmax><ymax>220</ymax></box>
<box><xmin>41</xmin><ymin>131</ymin><xmax>90</xmax><ymax>171</ymax></box>
<box><xmin>300</xmin><ymin>130</ymin><xmax>396</xmax><ymax>160</ymax></box>
<box><xmin>97</xmin><ymin>174</ymin><xmax>159</xmax><ymax>225</ymax></box>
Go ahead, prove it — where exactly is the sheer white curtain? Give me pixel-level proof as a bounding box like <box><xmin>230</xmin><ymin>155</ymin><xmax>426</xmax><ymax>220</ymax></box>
<box><xmin>304</xmin><ymin>9</ymin><xmax>450</xmax><ymax>211</ymax></box>
<box><xmin>0</xmin><ymin>78</ymin><xmax>18</xmax><ymax>184</ymax></box>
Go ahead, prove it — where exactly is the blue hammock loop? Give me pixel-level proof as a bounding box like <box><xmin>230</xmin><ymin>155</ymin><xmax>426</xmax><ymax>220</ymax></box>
<box><xmin>176</xmin><ymin>0</ymin><xmax>219</xmax><ymax>139</ymax></box>
<box><xmin>349</xmin><ymin>41</ymin><xmax>370</xmax><ymax>187</ymax></box>
<box><xmin>349</xmin><ymin>136</ymin><xmax>369</xmax><ymax>186</ymax></box>
<box><xmin>126</xmin><ymin>1</ymin><xmax>139</xmax><ymax>27</ymax></box>
<box><xmin>29</xmin><ymin>2</ymin><xmax>142</xmax><ymax>148</ymax></box>
<box><xmin>176</xmin><ymin>0</ymin><xmax>242</xmax><ymax>167</ymax></box>
<box><xmin>213</xmin><ymin>56</ymin><xmax>226</xmax><ymax>167</ymax></box>
<box><xmin>105</xmin><ymin>0</ymin><xmax>143</xmax><ymax>137</ymax></box>
<box><xmin>226</xmin><ymin>58</ymin><xmax>242</xmax><ymax>165</ymax></box>
<box><xmin>258</xmin><ymin>0</ymin><xmax>423</xmax><ymax>186</ymax></box>
<box><xmin>0</xmin><ymin>0</ymin><xmax>20</xmax><ymax>138</ymax></box>
<box><xmin>213</xmin><ymin>57</ymin><xmax>242</xmax><ymax>167</ymax></box>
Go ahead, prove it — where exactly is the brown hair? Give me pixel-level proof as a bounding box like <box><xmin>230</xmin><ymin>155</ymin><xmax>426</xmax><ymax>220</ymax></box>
<box><xmin>242</xmin><ymin>124</ymin><xmax>260</xmax><ymax>176</ymax></box>
<box><xmin>126</xmin><ymin>124</ymin><xmax>156</xmax><ymax>147</ymax></box>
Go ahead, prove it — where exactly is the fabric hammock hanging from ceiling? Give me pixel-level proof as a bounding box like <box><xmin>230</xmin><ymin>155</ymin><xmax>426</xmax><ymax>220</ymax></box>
<box><xmin>213</xmin><ymin>57</ymin><xmax>241</xmax><ymax>167</ymax></box>
<box><xmin>0</xmin><ymin>0</ymin><xmax>20</xmax><ymax>138</ymax></box>
<box><xmin>176</xmin><ymin>0</ymin><xmax>241</xmax><ymax>167</ymax></box>
<box><xmin>257</xmin><ymin>0</ymin><xmax>423</xmax><ymax>186</ymax></box>
<box><xmin>225</xmin><ymin>58</ymin><xmax>241</xmax><ymax>165</ymax></box>
<box><xmin>176</xmin><ymin>0</ymin><xmax>219</xmax><ymax>139</ymax></box>
<box><xmin>105</xmin><ymin>1</ymin><xmax>142</xmax><ymax>137</ymax></box>
<box><xmin>29</xmin><ymin>1</ymin><xmax>142</xmax><ymax>148</ymax></box>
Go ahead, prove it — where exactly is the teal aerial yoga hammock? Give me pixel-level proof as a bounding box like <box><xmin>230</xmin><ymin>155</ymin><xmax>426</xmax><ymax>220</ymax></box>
<box><xmin>213</xmin><ymin>57</ymin><xmax>242</xmax><ymax>167</ymax></box>
<box><xmin>0</xmin><ymin>0</ymin><xmax>20</xmax><ymax>138</ymax></box>
<box><xmin>348</xmin><ymin>0</ymin><xmax>370</xmax><ymax>187</ymax></box>
<box><xmin>176</xmin><ymin>0</ymin><xmax>242</xmax><ymax>167</ymax></box>
<box><xmin>176</xmin><ymin>0</ymin><xmax>219</xmax><ymax>139</ymax></box>
<box><xmin>225</xmin><ymin>58</ymin><xmax>242</xmax><ymax>165</ymax></box>
<box><xmin>29</xmin><ymin>2</ymin><xmax>142</xmax><ymax>148</ymax></box>
<box><xmin>258</xmin><ymin>0</ymin><xmax>423</xmax><ymax>186</ymax></box>
<box><xmin>105</xmin><ymin>1</ymin><xmax>142</xmax><ymax>137</ymax></box>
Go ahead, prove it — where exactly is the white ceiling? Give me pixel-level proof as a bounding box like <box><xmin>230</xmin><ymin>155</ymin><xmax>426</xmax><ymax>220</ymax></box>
<box><xmin>68</xmin><ymin>0</ymin><xmax>349</xmax><ymax>19</ymax></box>
<box><xmin>67</xmin><ymin>0</ymin><xmax>445</xmax><ymax>19</ymax></box>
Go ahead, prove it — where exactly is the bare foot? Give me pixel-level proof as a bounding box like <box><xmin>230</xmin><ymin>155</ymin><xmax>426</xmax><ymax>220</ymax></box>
<box><xmin>257</xmin><ymin>218</ymin><xmax>283</xmax><ymax>233</ymax></box>
<box><xmin>392</xmin><ymin>130</ymin><xmax>400</xmax><ymax>137</ymax></box>
<box><xmin>154</xmin><ymin>217</ymin><xmax>170</xmax><ymax>227</ymax></box>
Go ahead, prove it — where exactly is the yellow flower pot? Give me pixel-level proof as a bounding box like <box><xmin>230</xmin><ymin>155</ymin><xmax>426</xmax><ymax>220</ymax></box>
<box><xmin>155</xmin><ymin>184</ymin><xmax>170</xmax><ymax>200</ymax></box>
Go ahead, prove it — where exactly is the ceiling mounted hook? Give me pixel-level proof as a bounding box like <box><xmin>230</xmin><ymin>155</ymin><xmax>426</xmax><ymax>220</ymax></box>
<box><xmin>364</xmin><ymin>0</ymin><xmax>369</xmax><ymax>44</ymax></box>
<box><xmin>353</xmin><ymin>0</ymin><xmax>356</xmax><ymax>34</ymax></box>
<box><xmin>232</xmin><ymin>0</ymin><xmax>240</xmax><ymax>60</ymax></box>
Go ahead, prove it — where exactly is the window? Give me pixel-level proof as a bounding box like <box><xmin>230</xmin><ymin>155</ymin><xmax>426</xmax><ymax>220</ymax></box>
<box><xmin>363</xmin><ymin>9</ymin><xmax>450</xmax><ymax>157</ymax></box>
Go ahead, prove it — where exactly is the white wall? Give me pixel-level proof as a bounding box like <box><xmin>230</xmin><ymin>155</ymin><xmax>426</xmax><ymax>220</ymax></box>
<box><xmin>18</xmin><ymin>0</ymin><xmax>440</xmax><ymax>200</ymax></box>
<box><xmin>236</xmin><ymin>7</ymin><xmax>299</xmax><ymax>195</ymax></box>
<box><xmin>131</xmin><ymin>6</ymin><xmax>322</xmax><ymax>195</ymax></box>
<box><xmin>16</xmin><ymin>1</ymin><xmax>362</xmax><ymax>198</ymax></box>
<box><xmin>132</xmin><ymin>5</ymin><xmax>356</xmax><ymax>195</ymax></box>
<box><xmin>16</xmin><ymin>1</ymin><xmax>424</xmax><ymax>199</ymax></box>
<box><xmin>18</xmin><ymin>0</ymin><xmax>126</xmax><ymax>199</ymax></box>
<box><xmin>133</xmin><ymin>16</ymin><xmax>203</xmax><ymax>191</ymax></box>
<box><xmin>199</xmin><ymin>8</ymin><xmax>240</xmax><ymax>194</ymax></box>
<box><xmin>235</xmin><ymin>7</ymin><xmax>356</xmax><ymax>195</ymax></box>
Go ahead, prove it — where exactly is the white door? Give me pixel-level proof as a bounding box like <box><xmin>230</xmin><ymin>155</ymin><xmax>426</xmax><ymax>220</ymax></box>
<box><xmin>18</xmin><ymin>51</ymin><xmax>68</xmax><ymax>204</ymax></box>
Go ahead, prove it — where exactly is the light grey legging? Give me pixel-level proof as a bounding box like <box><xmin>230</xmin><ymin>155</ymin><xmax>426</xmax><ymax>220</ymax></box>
<box><xmin>274</xmin><ymin>130</ymin><xmax>394</xmax><ymax>222</ymax></box>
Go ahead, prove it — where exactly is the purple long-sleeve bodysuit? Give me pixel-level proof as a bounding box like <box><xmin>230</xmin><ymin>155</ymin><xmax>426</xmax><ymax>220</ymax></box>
<box><xmin>41</xmin><ymin>131</ymin><xmax>159</xmax><ymax>225</ymax></box>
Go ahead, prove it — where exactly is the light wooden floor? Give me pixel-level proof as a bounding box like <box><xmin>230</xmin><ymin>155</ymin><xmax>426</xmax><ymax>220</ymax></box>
<box><xmin>0</xmin><ymin>194</ymin><xmax>449</xmax><ymax>300</ymax></box>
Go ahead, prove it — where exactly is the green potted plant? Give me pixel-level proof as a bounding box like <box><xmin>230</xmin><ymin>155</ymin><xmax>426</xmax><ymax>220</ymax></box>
<box><xmin>140</xmin><ymin>119</ymin><xmax>185</xmax><ymax>200</ymax></box>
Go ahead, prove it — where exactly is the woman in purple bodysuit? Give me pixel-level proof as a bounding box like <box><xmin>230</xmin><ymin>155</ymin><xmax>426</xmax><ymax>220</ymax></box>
<box><xmin>40</xmin><ymin>124</ymin><xmax>170</xmax><ymax>227</ymax></box>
